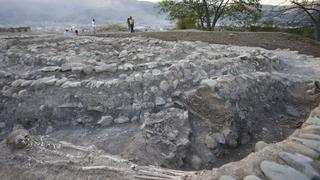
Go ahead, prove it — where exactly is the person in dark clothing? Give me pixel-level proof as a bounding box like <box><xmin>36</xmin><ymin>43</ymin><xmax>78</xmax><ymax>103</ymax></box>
<box><xmin>128</xmin><ymin>16</ymin><xmax>135</xmax><ymax>33</ymax></box>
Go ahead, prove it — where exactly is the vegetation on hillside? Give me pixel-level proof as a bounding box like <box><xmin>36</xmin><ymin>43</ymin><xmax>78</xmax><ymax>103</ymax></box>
<box><xmin>158</xmin><ymin>0</ymin><xmax>262</xmax><ymax>31</ymax></box>
<box><xmin>282</xmin><ymin>0</ymin><xmax>320</xmax><ymax>41</ymax></box>
<box><xmin>97</xmin><ymin>24</ymin><xmax>128</xmax><ymax>32</ymax></box>
<box><xmin>222</xmin><ymin>25</ymin><xmax>315</xmax><ymax>40</ymax></box>
<box><xmin>158</xmin><ymin>0</ymin><xmax>319</xmax><ymax>41</ymax></box>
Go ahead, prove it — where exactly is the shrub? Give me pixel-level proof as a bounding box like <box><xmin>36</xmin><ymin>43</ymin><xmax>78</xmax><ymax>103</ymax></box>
<box><xmin>221</xmin><ymin>25</ymin><xmax>315</xmax><ymax>39</ymax></box>
<box><xmin>97</xmin><ymin>24</ymin><xmax>128</xmax><ymax>32</ymax></box>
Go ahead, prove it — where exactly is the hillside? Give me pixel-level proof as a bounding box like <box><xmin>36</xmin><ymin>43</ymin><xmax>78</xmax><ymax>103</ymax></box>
<box><xmin>0</xmin><ymin>0</ymin><xmax>169</xmax><ymax>26</ymax></box>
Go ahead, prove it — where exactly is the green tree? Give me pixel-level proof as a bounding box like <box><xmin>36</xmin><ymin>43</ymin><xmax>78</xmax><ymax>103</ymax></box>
<box><xmin>284</xmin><ymin>0</ymin><xmax>320</xmax><ymax>41</ymax></box>
<box><xmin>158</xmin><ymin>0</ymin><xmax>262</xmax><ymax>31</ymax></box>
<box><xmin>159</xmin><ymin>0</ymin><xmax>200</xmax><ymax>29</ymax></box>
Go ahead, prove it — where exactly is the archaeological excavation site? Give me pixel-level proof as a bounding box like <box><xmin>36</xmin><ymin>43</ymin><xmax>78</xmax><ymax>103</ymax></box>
<box><xmin>0</xmin><ymin>33</ymin><xmax>320</xmax><ymax>180</ymax></box>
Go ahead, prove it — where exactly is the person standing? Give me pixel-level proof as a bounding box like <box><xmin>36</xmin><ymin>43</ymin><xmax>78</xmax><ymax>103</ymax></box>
<box><xmin>64</xmin><ymin>29</ymin><xmax>70</xmax><ymax>37</ymax></box>
<box><xmin>127</xmin><ymin>17</ymin><xmax>131</xmax><ymax>32</ymax></box>
<box><xmin>92</xmin><ymin>19</ymin><xmax>96</xmax><ymax>34</ymax></box>
<box><xmin>129</xmin><ymin>16</ymin><xmax>135</xmax><ymax>33</ymax></box>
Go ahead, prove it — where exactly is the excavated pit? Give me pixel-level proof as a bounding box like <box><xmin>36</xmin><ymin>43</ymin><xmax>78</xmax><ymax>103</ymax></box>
<box><xmin>0</xmin><ymin>34</ymin><xmax>320</xmax><ymax>171</ymax></box>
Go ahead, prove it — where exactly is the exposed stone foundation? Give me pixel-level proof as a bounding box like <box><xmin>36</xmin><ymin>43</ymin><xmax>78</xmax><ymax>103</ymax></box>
<box><xmin>0</xmin><ymin>34</ymin><xmax>319</xmax><ymax>179</ymax></box>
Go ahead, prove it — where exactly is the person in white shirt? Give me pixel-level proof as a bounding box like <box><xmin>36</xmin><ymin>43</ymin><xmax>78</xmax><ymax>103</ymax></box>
<box><xmin>92</xmin><ymin>19</ymin><xmax>96</xmax><ymax>34</ymax></box>
<box><xmin>64</xmin><ymin>29</ymin><xmax>70</xmax><ymax>37</ymax></box>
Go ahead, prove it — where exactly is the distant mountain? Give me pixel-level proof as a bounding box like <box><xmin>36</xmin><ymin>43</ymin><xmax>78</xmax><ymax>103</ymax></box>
<box><xmin>0</xmin><ymin>0</ymin><xmax>310</xmax><ymax>29</ymax></box>
<box><xmin>0</xmin><ymin>0</ymin><xmax>169</xmax><ymax>26</ymax></box>
<box><xmin>260</xmin><ymin>5</ymin><xmax>312</xmax><ymax>27</ymax></box>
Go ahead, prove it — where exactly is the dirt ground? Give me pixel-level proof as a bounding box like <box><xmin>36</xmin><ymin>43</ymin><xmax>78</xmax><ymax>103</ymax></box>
<box><xmin>91</xmin><ymin>31</ymin><xmax>320</xmax><ymax>57</ymax></box>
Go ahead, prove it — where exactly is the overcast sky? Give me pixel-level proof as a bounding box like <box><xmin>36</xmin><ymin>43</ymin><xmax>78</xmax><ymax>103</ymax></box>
<box><xmin>138</xmin><ymin>0</ymin><xmax>285</xmax><ymax>5</ymax></box>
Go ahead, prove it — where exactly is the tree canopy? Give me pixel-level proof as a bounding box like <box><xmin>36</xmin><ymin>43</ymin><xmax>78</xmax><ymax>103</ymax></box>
<box><xmin>284</xmin><ymin>0</ymin><xmax>320</xmax><ymax>41</ymax></box>
<box><xmin>159</xmin><ymin>0</ymin><xmax>262</xmax><ymax>30</ymax></box>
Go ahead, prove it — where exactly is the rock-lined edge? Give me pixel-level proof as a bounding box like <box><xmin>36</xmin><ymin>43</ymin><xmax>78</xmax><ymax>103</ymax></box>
<box><xmin>195</xmin><ymin>104</ymin><xmax>320</xmax><ymax>180</ymax></box>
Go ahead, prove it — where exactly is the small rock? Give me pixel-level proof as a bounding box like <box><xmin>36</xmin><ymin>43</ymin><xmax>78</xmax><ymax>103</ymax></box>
<box><xmin>283</xmin><ymin>142</ymin><xmax>319</xmax><ymax>159</ymax></box>
<box><xmin>285</xmin><ymin>105</ymin><xmax>300</xmax><ymax>117</ymax></box>
<box><xmin>75</xmin><ymin>116</ymin><xmax>93</xmax><ymax>124</ymax></box>
<box><xmin>20</xmin><ymin>80</ymin><xmax>33</xmax><ymax>87</ymax></box>
<box><xmin>292</xmin><ymin>137</ymin><xmax>320</xmax><ymax>152</ymax></box>
<box><xmin>255</xmin><ymin>141</ymin><xmax>268</xmax><ymax>152</ymax></box>
<box><xmin>122</xmin><ymin>63</ymin><xmax>134</xmax><ymax>71</ymax></box>
<box><xmin>305</xmin><ymin>117</ymin><xmax>320</xmax><ymax>126</ymax></box>
<box><xmin>201</xmin><ymin>79</ymin><xmax>218</xmax><ymax>90</ymax></box>
<box><xmin>39</xmin><ymin>105</ymin><xmax>46</xmax><ymax>111</ymax></box>
<box><xmin>150</xmin><ymin>86</ymin><xmax>159</xmax><ymax>94</ymax></box>
<box><xmin>71</xmin><ymin>66</ymin><xmax>84</xmax><ymax>73</ymax></box>
<box><xmin>134</xmin><ymin>73</ymin><xmax>143</xmax><ymax>82</ymax></box>
<box><xmin>61</xmin><ymin>81</ymin><xmax>81</xmax><ymax>88</ymax></box>
<box><xmin>172</xmin><ymin>79</ymin><xmax>179</xmax><ymax>89</ymax></box>
<box><xmin>167</xmin><ymin>130</ymin><xmax>178</xmax><ymax>140</ymax></box>
<box><xmin>0</xmin><ymin>70</ymin><xmax>11</xmax><ymax>78</ymax></box>
<box><xmin>61</xmin><ymin>63</ymin><xmax>73</xmax><ymax>71</ymax></box>
<box><xmin>18</xmin><ymin>90</ymin><xmax>28</xmax><ymax>96</ymax></box>
<box><xmin>160</xmin><ymin>80</ymin><xmax>170</xmax><ymax>92</ymax></box>
<box><xmin>261</xmin><ymin>161</ymin><xmax>309</xmax><ymax>180</ymax></box>
<box><xmin>155</xmin><ymin>97</ymin><xmax>166</xmax><ymax>106</ymax></box>
<box><xmin>131</xmin><ymin>116</ymin><xmax>138</xmax><ymax>123</ymax></box>
<box><xmin>44</xmin><ymin>78</ymin><xmax>57</xmax><ymax>86</ymax></box>
<box><xmin>137</xmin><ymin>53</ymin><xmax>145</xmax><ymax>59</ymax></box>
<box><xmin>130</xmin><ymin>164</ymin><xmax>137</xmax><ymax>170</ymax></box>
<box><xmin>243</xmin><ymin>175</ymin><xmax>262</xmax><ymax>180</ymax></box>
<box><xmin>114</xmin><ymin>116</ymin><xmax>130</xmax><ymax>124</ymax></box>
<box><xmin>119</xmin><ymin>74</ymin><xmax>128</xmax><ymax>79</ymax></box>
<box><xmin>46</xmin><ymin>126</ymin><xmax>54</xmax><ymax>134</ymax></box>
<box><xmin>191</xmin><ymin>155</ymin><xmax>202</xmax><ymax>170</ymax></box>
<box><xmin>218</xmin><ymin>176</ymin><xmax>236</xmax><ymax>180</ymax></box>
<box><xmin>31</xmin><ymin>76</ymin><xmax>56</xmax><ymax>88</ymax></box>
<box><xmin>11</xmin><ymin>79</ymin><xmax>25</xmax><ymax>87</ymax></box>
<box><xmin>301</xmin><ymin>125</ymin><xmax>320</xmax><ymax>134</ymax></box>
<box><xmin>205</xmin><ymin>134</ymin><xmax>218</xmax><ymax>149</ymax></box>
<box><xmin>152</xmin><ymin>69</ymin><xmax>162</xmax><ymax>76</ymax></box>
<box><xmin>6</xmin><ymin>129</ymin><xmax>30</xmax><ymax>149</ymax></box>
<box><xmin>94</xmin><ymin>63</ymin><xmax>117</xmax><ymax>73</ymax></box>
<box><xmin>213</xmin><ymin>133</ymin><xmax>226</xmax><ymax>144</ymax></box>
<box><xmin>40</xmin><ymin>66</ymin><xmax>61</xmax><ymax>72</ymax></box>
<box><xmin>58</xmin><ymin>102</ymin><xmax>83</xmax><ymax>108</ymax></box>
<box><xmin>0</xmin><ymin>122</ymin><xmax>6</xmax><ymax>129</ymax></box>
<box><xmin>1</xmin><ymin>88</ymin><xmax>13</xmax><ymax>97</ymax></box>
<box><xmin>87</xmin><ymin>106</ymin><xmax>104</xmax><ymax>113</ymax></box>
<box><xmin>184</xmin><ymin>69</ymin><xmax>193</xmax><ymax>80</ymax></box>
<box><xmin>143</xmin><ymin>71</ymin><xmax>153</xmax><ymax>81</ymax></box>
<box><xmin>279</xmin><ymin>152</ymin><xmax>319</xmax><ymax>178</ymax></box>
<box><xmin>56</xmin><ymin>78</ymin><xmax>68</xmax><ymax>86</ymax></box>
<box><xmin>222</xmin><ymin>128</ymin><xmax>237</xmax><ymax>147</ymax></box>
<box><xmin>299</xmin><ymin>133</ymin><xmax>320</xmax><ymax>141</ymax></box>
<box><xmin>119</xmin><ymin>50</ymin><xmax>128</xmax><ymax>58</ymax></box>
<box><xmin>97</xmin><ymin>116</ymin><xmax>113</xmax><ymax>127</ymax></box>
<box><xmin>172</xmin><ymin>90</ymin><xmax>182</xmax><ymax>98</ymax></box>
<box><xmin>83</xmin><ymin>66</ymin><xmax>94</xmax><ymax>74</ymax></box>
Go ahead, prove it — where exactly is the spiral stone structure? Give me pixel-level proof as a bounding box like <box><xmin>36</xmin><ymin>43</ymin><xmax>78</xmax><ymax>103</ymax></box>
<box><xmin>0</xmin><ymin>33</ymin><xmax>319</xmax><ymax>179</ymax></box>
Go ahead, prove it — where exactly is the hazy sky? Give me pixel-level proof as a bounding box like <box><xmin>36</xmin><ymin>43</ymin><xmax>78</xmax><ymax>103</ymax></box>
<box><xmin>138</xmin><ymin>0</ymin><xmax>284</xmax><ymax>5</ymax></box>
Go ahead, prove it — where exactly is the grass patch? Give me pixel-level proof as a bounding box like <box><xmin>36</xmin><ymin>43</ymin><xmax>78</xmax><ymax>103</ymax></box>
<box><xmin>222</xmin><ymin>26</ymin><xmax>315</xmax><ymax>39</ymax></box>
<box><xmin>97</xmin><ymin>24</ymin><xmax>128</xmax><ymax>32</ymax></box>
